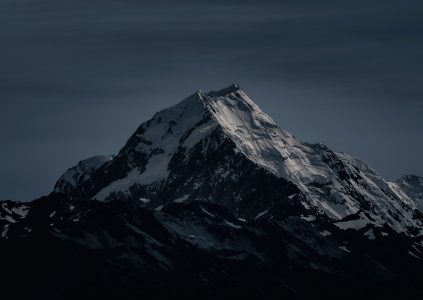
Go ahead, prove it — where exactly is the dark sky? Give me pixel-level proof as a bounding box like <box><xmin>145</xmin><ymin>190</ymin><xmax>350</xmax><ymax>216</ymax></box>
<box><xmin>1</xmin><ymin>0</ymin><xmax>422</xmax><ymax>201</ymax></box>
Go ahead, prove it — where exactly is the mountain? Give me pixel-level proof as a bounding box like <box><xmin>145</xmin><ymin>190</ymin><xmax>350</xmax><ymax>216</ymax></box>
<box><xmin>55</xmin><ymin>83</ymin><xmax>423</xmax><ymax>235</ymax></box>
<box><xmin>54</xmin><ymin>155</ymin><xmax>114</xmax><ymax>194</ymax></box>
<box><xmin>392</xmin><ymin>175</ymin><xmax>423</xmax><ymax>212</ymax></box>
<box><xmin>1</xmin><ymin>84</ymin><xmax>423</xmax><ymax>299</ymax></box>
<box><xmin>0</xmin><ymin>200</ymin><xmax>29</xmax><ymax>238</ymax></box>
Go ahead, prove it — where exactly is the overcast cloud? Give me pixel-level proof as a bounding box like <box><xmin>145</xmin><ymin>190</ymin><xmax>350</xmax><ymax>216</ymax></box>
<box><xmin>1</xmin><ymin>0</ymin><xmax>422</xmax><ymax>201</ymax></box>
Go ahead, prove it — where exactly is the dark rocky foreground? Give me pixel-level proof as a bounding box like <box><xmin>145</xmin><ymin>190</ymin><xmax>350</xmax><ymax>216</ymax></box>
<box><xmin>1</xmin><ymin>194</ymin><xmax>423</xmax><ymax>300</ymax></box>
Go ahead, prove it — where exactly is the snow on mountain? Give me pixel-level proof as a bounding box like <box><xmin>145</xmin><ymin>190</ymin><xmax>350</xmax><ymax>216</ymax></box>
<box><xmin>53</xmin><ymin>84</ymin><xmax>423</xmax><ymax>235</ymax></box>
<box><xmin>202</xmin><ymin>86</ymin><xmax>422</xmax><ymax>234</ymax></box>
<box><xmin>92</xmin><ymin>91</ymin><xmax>217</xmax><ymax>200</ymax></box>
<box><xmin>54</xmin><ymin>155</ymin><xmax>114</xmax><ymax>194</ymax></box>
<box><xmin>3</xmin><ymin>84</ymin><xmax>423</xmax><ymax>299</ymax></box>
<box><xmin>3</xmin><ymin>194</ymin><xmax>423</xmax><ymax>299</ymax></box>
<box><xmin>391</xmin><ymin>175</ymin><xmax>423</xmax><ymax>212</ymax></box>
<box><xmin>0</xmin><ymin>200</ymin><xmax>29</xmax><ymax>239</ymax></box>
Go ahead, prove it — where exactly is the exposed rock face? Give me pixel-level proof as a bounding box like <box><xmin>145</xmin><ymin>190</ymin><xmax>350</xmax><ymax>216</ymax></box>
<box><xmin>1</xmin><ymin>194</ymin><xmax>423</xmax><ymax>300</ymax></box>
<box><xmin>393</xmin><ymin>175</ymin><xmax>423</xmax><ymax>212</ymax></box>
<box><xmin>3</xmin><ymin>84</ymin><xmax>422</xmax><ymax>299</ymax></box>
<box><xmin>55</xmin><ymin>84</ymin><xmax>423</xmax><ymax>235</ymax></box>
<box><xmin>0</xmin><ymin>200</ymin><xmax>29</xmax><ymax>239</ymax></box>
<box><xmin>54</xmin><ymin>155</ymin><xmax>114</xmax><ymax>194</ymax></box>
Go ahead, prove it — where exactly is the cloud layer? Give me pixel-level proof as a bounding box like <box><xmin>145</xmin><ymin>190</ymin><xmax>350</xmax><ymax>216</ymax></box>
<box><xmin>1</xmin><ymin>0</ymin><xmax>422</xmax><ymax>200</ymax></box>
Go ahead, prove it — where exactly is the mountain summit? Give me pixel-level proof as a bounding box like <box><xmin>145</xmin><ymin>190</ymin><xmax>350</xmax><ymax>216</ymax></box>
<box><xmin>56</xmin><ymin>84</ymin><xmax>423</xmax><ymax>235</ymax></box>
<box><xmin>3</xmin><ymin>84</ymin><xmax>423</xmax><ymax>299</ymax></box>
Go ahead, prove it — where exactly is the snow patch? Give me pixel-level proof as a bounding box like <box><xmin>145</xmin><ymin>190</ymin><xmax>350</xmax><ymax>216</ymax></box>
<box><xmin>174</xmin><ymin>194</ymin><xmax>190</xmax><ymax>203</ymax></box>
<box><xmin>301</xmin><ymin>215</ymin><xmax>316</xmax><ymax>222</ymax></box>
<box><xmin>335</xmin><ymin>212</ymin><xmax>374</xmax><ymax>230</ymax></box>
<box><xmin>1</xmin><ymin>215</ymin><xmax>16</xmax><ymax>223</ymax></box>
<box><xmin>224</xmin><ymin>220</ymin><xmax>242</xmax><ymax>229</ymax></box>
<box><xmin>201</xmin><ymin>207</ymin><xmax>215</xmax><ymax>218</ymax></box>
<box><xmin>11</xmin><ymin>206</ymin><xmax>29</xmax><ymax>218</ymax></box>
<box><xmin>1</xmin><ymin>224</ymin><xmax>9</xmax><ymax>238</ymax></box>
<box><xmin>364</xmin><ymin>228</ymin><xmax>376</xmax><ymax>240</ymax></box>
<box><xmin>254</xmin><ymin>209</ymin><xmax>268</xmax><ymax>220</ymax></box>
<box><xmin>139</xmin><ymin>197</ymin><xmax>150</xmax><ymax>204</ymax></box>
<box><xmin>339</xmin><ymin>246</ymin><xmax>351</xmax><ymax>253</ymax></box>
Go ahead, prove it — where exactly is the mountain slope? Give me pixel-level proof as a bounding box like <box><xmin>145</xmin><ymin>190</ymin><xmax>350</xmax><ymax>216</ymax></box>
<box><xmin>1</xmin><ymin>194</ymin><xmax>423</xmax><ymax>300</ymax></box>
<box><xmin>55</xmin><ymin>84</ymin><xmax>423</xmax><ymax>235</ymax></box>
<box><xmin>392</xmin><ymin>175</ymin><xmax>423</xmax><ymax>212</ymax></box>
<box><xmin>0</xmin><ymin>200</ymin><xmax>29</xmax><ymax>239</ymax></box>
<box><xmin>54</xmin><ymin>155</ymin><xmax>114</xmax><ymax>194</ymax></box>
<box><xmin>2</xmin><ymin>84</ymin><xmax>423</xmax><ymax>299</ymax></box>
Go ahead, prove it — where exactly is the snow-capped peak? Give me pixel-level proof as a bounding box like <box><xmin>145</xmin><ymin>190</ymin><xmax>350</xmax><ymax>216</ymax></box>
<box><xmin>201</xmin><ymin>86</ymin><xmax>297</xmax><ymax>178</ymax></box>
<box><xmin>195</xmin><ymin>88</ymin><xmax>422</xmax><ymax>234</ymax></box>
<box><xmin>93</xmin><ymin>84</ymin><xmax>293</xmax><ymax>200</ymax></box>
<box><xmin>54</xmin><ymin>84</ymin><xmax>423</xmax><ymax>236</ymax></box>
<box><xmin>206</xmin><ymin>83</ymin><xmax>240</xmax><ymax>97</ymax></box>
